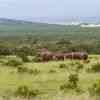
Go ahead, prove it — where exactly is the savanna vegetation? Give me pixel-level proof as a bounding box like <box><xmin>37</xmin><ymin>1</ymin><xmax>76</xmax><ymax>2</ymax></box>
<box><xmin>0</xmin><ymin>20</ymin><xmax>100</xmax><ymax>56</ymax></box>
<box><xmin>0</xmin><ymin>55</ymin><xmax>99</xmax><ymax>100</ymax></box>
<box><xmin>0</xmin><ymin>19</ymin><xmax>100</xmax><ymax>100</ymax></box>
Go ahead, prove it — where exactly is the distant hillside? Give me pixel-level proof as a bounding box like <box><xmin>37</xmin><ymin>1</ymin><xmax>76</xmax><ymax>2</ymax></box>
<box><xmin>30</xmin><ymin>16</ymin><xmax>100</xmax><ymax>25</ymax></box>
<box><xmin>0</xmin><ymin>18</ymin><xmax>66</xmax><ymax>27</ymax></box>
<box><xmin>0</xmin><ymin>18</ymin><xmax>64</xmax><ymax>26</ymax></box>
<box><xmin>0</xmin><ymin>18</ymin><xmax>34</xmax><ymax>24</ymax></box>
<box><xmin>0</xmin><ymin>18</ymin><xmax>67</xmax><ymax>39</ymax></box>
<box><xmin>0</xmin><ymin>18</ymin><xmax>100</xmax><ymax>42</ymax></box>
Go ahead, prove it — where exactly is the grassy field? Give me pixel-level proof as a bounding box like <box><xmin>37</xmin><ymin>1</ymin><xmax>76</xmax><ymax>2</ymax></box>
<box><xmin>0</xmin><ymin>55</ymin><xmax>99</xmax><ymax>100</ymax></box>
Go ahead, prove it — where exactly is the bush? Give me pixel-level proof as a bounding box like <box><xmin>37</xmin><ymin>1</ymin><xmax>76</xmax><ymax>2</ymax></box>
<box><xmin>5</xmin><ymin>59</ymin><xmax>22</xmax><ymax>67</ymax></box>
<box><xmin>83</xmin><ymin>59</ymin><xmax>90</xmax><ymax>64</ymax></box>
<box><xmin>89</xmin><ymin>80</ymin><xmax>100</xmax><ymax>97</ymax></box>
<box><xmin>59</xmin><ymin>63</ymin><xmax>67</xmax><ymax>69</ymax></box>
<box><xmin>88</xmin><ymin>63</ymin><xmax>100</xmax><ymax>72</ymax></box>
<box><xmin>60</xmin><ymin>82</ymin><xmax>75</xmax><ymax>90</ymax></box>
<box><xmin>15</xmin><ymin>85</ymin><xmax>39</xmax><ymax>98</ymax></box>
<box><xmin>68</xmin><ymin>73</ymin><xmax>79</xmax><ymax>88</ymax></box>
<box><xmin>32</xmin><ymin>56</ymin><xmax>42</xmax><ymax>62</ymax></box>
<box><xmin>75</xmin><ymin>62</ymin><xmax>84</xmax><ymax>72</ymax></box>
<box><xmin>17</xmin><ymin>67</ymin><xmax>40</xmax><ymax>75</ymax></box>
<box><xmin>69</xmin><ymin>62</ymin><xmax>75</xmax><ymax>66</ymax></box>
<box><xmin>17</xmin><ymin>53</ymin><xmax>30</xmax><ymax>62</ymax></box>
<box><xmin>17</xmin><ymin>67</ymin><xmax>28</xmax><ymax>73</ymax></box>
<box><xmin>60</xmin><ymin>73</ymin><xmax>79</xmax><ymax>91</ymax></box>
<box><xmin>48</xmin><ymin>69</ymin><xmax>56</xmax><ymax>73</ymax></box>
<box><xmin>30</xmin><ymin>69</ymin><xmax>40</xmax><ymax>75</ymax></box>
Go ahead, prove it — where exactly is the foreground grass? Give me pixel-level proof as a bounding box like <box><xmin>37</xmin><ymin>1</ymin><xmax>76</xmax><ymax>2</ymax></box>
<box><xmin>0</xmin><ymin>55</ymin><xmax>99</xmax><ymax>100</ymax></box>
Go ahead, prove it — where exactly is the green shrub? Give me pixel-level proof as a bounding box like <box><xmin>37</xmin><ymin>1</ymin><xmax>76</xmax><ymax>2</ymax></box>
<box><xmin>68</xmin><ymin>73</ymin><xmax>79</xmax><ymax>88</ymax></box>
<box><xmin>89</xmin><ymin>80</ymin><xmax>100</xmax><ymax>97</ymax></box>
<box><xmin>21</xmin><ymin>55</ymin><xmax>30</xmax><ymax>62</ymax></box>
<box><xmin>17</xmin><ymin>67</ymin><xmax>40</xmax><ymax>75</ymax></box>
<box><xmin>69</xmin><ymin>62</ymin><xmax>75</xmax><ymax>66</ymax></box>
<box><xmin>17</xmin><ymin>67</ymin><xmax>28</xmax><ymax>73</ymax></box>
<box><xmin>60</xmin><ymin>83</ymin><xmax>69</xmax><ymax>90</ymax></box>
<box><xmin>30</xmin><ymin>69</ymin><xmax>40</xmax><ymax>75</ymax></box>
<box><xmin>5</xmin><ymin>59</ymin><xmax>22</xmax><ymax>67</ymax></box>
<box><xmin>48</xmin><ymin>69</ymin><xmax>56</xmax><ymax>73</ymax></box>
<box><xmin>75</xmin><ymin>62</ymin><xmax>84</xmax><ymax>72</ymax></box>
<box><xmin>15</xmin><ymin>85</ymin><xmax>39</xmax><ymax>98</ymax></box>
<box><xmin>32</xmin><ymin>56</ymin><xmax>42</xmax><ymax>62</ymax></box>
<box><xmin>60</xmin><ymin>73</ymin><xmax>79</xmax><ymax>91</ymax></box>
<box><xmin>88</xmin><ymin>63</ymin><xmax>100</xmax><ymax>72</ymax></box>
<box><xmin>15</xmin><ymin>85</ymin><xmax>29</xmax><ymax>97</ymax></box>
<box><xmin>17</xmin><ymin>53</ymin><xmax>30</xmax><ymax>62</ymax></box>
<box><xmin>60</xmin><ymin>82</ymin><xmax>73</xmax><ymax>90</ymax></box>
<box><xmin>59</xmin><ymin>63</ymin><xmax>67</xmax><ymax>69</ymax></box>
<box><xmin>83</xmin><ymin>59</ymin><xmax>90</xmax><ymax>64</ymax></box>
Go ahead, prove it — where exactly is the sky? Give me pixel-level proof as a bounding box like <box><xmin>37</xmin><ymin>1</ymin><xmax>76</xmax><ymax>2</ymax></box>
<box><xmin>0</xmin><ymin>0</ymin><xmax>99</xmax><ymax>21</ymax></box>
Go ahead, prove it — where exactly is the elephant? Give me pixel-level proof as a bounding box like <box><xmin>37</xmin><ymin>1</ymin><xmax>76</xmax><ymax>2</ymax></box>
<box><xmin>38</xmin><ymin>48</ymin><xmax>88</xmax><ymax>61</ymax></box>
<box><xmin>64</xmin><ymin>52</ymin><xmax>88</xmax><ymax>60</ymax></box>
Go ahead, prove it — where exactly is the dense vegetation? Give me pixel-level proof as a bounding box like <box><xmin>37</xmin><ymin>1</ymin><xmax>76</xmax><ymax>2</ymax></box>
<box><xmin>0</xmin><ymin>19</ymin><xmax>100</xmax><ymax>56</ymax></box>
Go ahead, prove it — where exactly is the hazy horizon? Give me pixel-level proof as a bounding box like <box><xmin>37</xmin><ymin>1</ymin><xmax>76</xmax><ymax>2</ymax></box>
<box><xmin>0</xmin><ymin>0</ymin><xmax>100</xmax><ymax>23</ymax></box>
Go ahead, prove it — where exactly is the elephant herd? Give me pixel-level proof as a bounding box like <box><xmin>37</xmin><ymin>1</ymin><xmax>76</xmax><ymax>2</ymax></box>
<box><xmin>38</xmin><ymin>48</ymin><xmax>88</xmax><ymax>61</ymax></box>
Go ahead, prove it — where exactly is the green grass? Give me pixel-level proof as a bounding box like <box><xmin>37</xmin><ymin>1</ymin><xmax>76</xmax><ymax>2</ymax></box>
<box><xmin>0</xmin><ymin>55</ymin><xmax>99</xmax><ymax>100</ymax></box>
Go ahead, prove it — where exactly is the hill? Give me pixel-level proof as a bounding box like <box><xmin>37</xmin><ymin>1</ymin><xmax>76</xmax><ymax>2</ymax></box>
<box><xmin>0</xmin><ymin>18</ymin><xmax>100</xmax><ymax>41</ymax></box>
<box><xmin>0</xmin><ymin>18</ymin><xmax>100</xmax><ymax>54</ymax></box>
<box><xmin>0</xmin><ymin>18</ymin><xmax>67</xmax><ymax>38</ymax></box>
